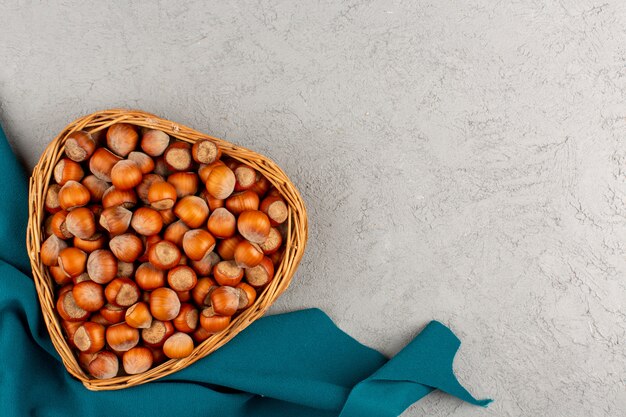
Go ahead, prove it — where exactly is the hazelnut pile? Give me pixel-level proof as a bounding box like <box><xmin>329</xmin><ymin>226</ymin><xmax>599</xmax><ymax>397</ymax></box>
<box><xmin>41</xmin><ymin>125</ymin><xmax>287</xmax><ymax>379</ymax></box>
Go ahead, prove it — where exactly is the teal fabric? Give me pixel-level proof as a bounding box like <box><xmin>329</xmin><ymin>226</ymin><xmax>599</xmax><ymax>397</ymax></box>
<box><xmin>0</xmin><ymin>125</ymin><xmax>491</xmax><ymax>416</ymax></box>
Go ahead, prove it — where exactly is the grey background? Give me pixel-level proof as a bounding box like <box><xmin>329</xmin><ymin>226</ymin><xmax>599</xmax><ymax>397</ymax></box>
<box><xmin>1</xmin><ymin>1</ymin><xmax>625</xmax><ymax>415</ymax></box>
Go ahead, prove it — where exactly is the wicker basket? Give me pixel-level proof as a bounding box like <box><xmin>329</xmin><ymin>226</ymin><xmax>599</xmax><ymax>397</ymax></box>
<box><xmin>26</xmin><ymin>109</ymin><xmax>308</xmax><ymax>391</ymax></box>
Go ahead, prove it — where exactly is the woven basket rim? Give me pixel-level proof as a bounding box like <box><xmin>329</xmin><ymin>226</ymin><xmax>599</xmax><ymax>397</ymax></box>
<box><xmin>26</xmin><ymin>109</ymin><xmax>308</xmax><ymax>390</ymax></box>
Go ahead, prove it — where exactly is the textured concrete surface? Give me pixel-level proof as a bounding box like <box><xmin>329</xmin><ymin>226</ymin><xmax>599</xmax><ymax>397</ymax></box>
<box><xmin>1</xmin><ymin>1</ymin><xmax>626</xmax><ymax>415</ymax></box>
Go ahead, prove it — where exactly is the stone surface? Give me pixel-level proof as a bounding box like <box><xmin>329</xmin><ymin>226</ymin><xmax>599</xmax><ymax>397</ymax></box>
<box><xmin>1</xmin><ymin>1</ymin><xmax>625</xmax><ymax>415</ymax></box>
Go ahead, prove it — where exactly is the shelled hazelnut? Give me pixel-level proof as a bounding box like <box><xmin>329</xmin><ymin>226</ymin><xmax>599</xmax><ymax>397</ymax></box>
<box><xmin>42</xmin><ymin>125</ymin><xmax>288</xmax><ymax>380</ymax></box>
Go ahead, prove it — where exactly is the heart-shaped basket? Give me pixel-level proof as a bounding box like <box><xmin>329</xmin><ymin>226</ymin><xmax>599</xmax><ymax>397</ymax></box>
<box><xmin>26</xmin><ymin>109</ymin><xmax>308</xmax><ymax>390</ymax></box>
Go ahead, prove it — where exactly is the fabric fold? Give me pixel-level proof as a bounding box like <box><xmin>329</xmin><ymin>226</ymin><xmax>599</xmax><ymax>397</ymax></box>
<box><xmin>339</xmin><ymin>321</ymin><xmax>492</xmax><ymax>417</ymax></box>
<box><xmin>0</xmin><ymin>125</ymin><xmax>29</xmax><ymax>274</ymax></box>
<box><xmin>0</xmin><ymin>124</ymin><xmax>490</xmax><ymax>417</ymax></box>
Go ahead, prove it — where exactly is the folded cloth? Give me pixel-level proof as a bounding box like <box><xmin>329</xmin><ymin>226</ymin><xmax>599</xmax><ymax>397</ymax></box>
<box><xmin>0</xmin><ymin>125</ymin><xmax>491</xmax><ymax>417</ymax></box>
